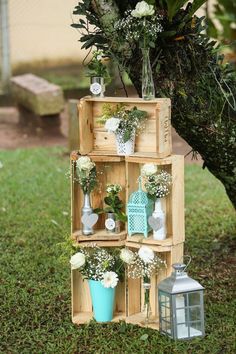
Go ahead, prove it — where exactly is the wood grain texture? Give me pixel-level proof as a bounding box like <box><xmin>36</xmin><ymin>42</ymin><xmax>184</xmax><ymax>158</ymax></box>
<box><xmin>78</xmin><ymin>96</ymin><xmax>172</xmax><ymax>157</ymax></box>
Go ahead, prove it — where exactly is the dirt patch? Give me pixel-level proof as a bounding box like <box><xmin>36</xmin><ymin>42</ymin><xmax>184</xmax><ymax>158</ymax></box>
<box><xmin>0</xmin><ymin>105</ymin><xmax>202</xmax><ymax>165</ymax></box>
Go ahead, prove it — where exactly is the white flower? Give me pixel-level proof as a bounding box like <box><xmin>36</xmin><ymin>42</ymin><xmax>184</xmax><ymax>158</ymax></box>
<box><xmin>120</xmin><ymin>248</ymin><xmax>135</xmax><ymax>264</ymax></box>
<box><xmin>101</xmin><ymin>271</ymin><xmax>119</xmax><ymax>288</ymax></box>
<box><xmin>105</xmin><ymin>117</ymin><xmax>120</xmax><ymax>133</ymax></box>
<box><xmin>76</xmin><ymin>156</ymin><xmax>95</xmax><ymax>172</ymax></box>
<box><xmin>138</xmin><ymin>246</ymin><xmax>154</xmax><ymax>263</ymax></box>
<box><xmin>70</xmin><ymin>252</ymin><xmax>86</xmax><ymax>269</ymax></box>
<box><xmin>141</xmin><ymin>163</ymin><xmax>157</xmax><ymax>176</ymax></box>
<box><xmin>131</xmin><ymin>1</ymin><xmax>155</xmax><ymax>18</ymax></box>
<box><xmin>96</xmin><ymin>55</ymin><xmax>102</xmax><ymax>61</ymax></box>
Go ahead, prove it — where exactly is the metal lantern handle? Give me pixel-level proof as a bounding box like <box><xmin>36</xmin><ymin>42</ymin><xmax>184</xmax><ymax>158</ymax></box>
<box><xmin>182</xmin><ymin>255</ymin><xmax>192</xmax><ymax>272</ymax></box>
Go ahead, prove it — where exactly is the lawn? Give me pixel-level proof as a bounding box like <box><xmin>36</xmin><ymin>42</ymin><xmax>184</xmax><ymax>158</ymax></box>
<box><xmin>0</xmin><ymin>147</ymin><xmax>235</xmax><ymax>354</ymax></box>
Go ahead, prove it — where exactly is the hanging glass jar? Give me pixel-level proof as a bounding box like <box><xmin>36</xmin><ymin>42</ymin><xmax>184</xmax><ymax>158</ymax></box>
<box><xmin>141</xmin><ymin>47</ymin><xmax>155</xmax><ymax>101</ymax></box>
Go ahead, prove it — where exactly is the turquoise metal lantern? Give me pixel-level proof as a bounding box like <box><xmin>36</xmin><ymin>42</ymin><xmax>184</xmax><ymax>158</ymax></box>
<box><xmin>127</xmin><ymin>177</ymin><xmax>154</xmax><ymax>237</ymax></box>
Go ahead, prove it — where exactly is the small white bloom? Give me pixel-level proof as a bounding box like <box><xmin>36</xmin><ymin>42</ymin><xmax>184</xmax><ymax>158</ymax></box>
<box><xmin>131</xmin><ymin>1</ymin><xmax>154</xmax><ymax>18</ymax></box>
<box><xmin>138</xmin><ymin>246</ymin><xmax>154</xmax><ymax>263</ymax></box>
<box><xmin>96</xmin><ymin>55</ymin><xmax>102</xmax><ymax>61</ymax></box>
<box><xmin>105</xmin><ymin>117</ymin><xmax>120</xmax><ymax>133</ymax></box>
<box><xmin>141</xmin><ymin>163</ymin><xmax>158</xmax><ymax>176</ymax></box>
<box><xmin>70</xmin><ymin>252</ymin><xmax>86</xmax><ymax>269</ymax></box>
<box><xmin>120</xmin><ymin>248</ymin><xmax>135</xmax><ymax>264</ymax></box>
<box><xmin>76</xmin><ymin>156</ymin><xmax>95</xmax><ymax>172</ymax></box>
<box><xmin>101</xmin><ymin>271</ymin><xmax>119</xmax><ymax>288</ymax></box>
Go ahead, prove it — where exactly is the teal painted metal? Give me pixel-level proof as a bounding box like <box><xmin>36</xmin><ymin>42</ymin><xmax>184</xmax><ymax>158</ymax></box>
<box><xmin>127</xmin><ymin>177</ymin><xmax>154</xmax><ymax>237</ymax></box>
<box><xmin>88</xmin><ymin>279</ymin><xmax>116</xmax><ymax>322</ymax></box>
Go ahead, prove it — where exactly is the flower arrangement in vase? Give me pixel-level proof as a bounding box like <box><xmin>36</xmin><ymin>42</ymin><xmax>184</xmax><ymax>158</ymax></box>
<box><xmin>104</xmin><ymin>184</ymin><xmax>127</xmax><ymax>234</ymax></box>
<box><xmin>120</xmin><ymin>246</ymin><xmax>166</xmax><ymax>325</ymax></box>
<box><xmin>98</xmin><ymin>103</ymin><xmax>148</xmax><ymax>156</ymax></box>
<box><xmin>87</xmin><ymin>50</ymin><xmax>110</xmax><ymax>97</ymax></box>
<box><xmin>114</xmin><ymin>1</ymin><xmax>163</xmax><ymax>100</ymax></box>
<box><xmin>141</xmin><ymin>163</ymin><xmax>172</xmax><ymax>240</ymax></box>
<box><xmin>76</xmin><ymin>156</ymin><xmax>98</xmax><ymax>235</ymax></box>
<box><xmin>70</xmin><ymin>246</ymin><xmax>125</xmax><ymax>322</ymax></box>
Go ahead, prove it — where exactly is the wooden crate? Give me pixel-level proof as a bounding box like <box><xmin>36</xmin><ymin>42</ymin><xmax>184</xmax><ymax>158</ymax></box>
<box><xmin>78</xmin><ymin>96</ymin><xmax>172</xmax><ymax>158</ymax></box>
<box><xmin>71</xmin><ymin>270</ymin><xmax>126</xmax><ymax>325</ymax></box>
<box><xmin>71</xmin><ymin>243</ymin><xmax>184</xmax><ymax>328</ymax></box>
<box><xmin>71</xmin><ymin>151</ymin><xmax>127</xmax><ymax>246</ymax></box>
<box><xmin>125</xmin><ymin>155</ymin><xmax>185</xmax><ymax>247</ymax></box>
<box><xmin>126</xmin><ymin>243</ymin><xmax>184</xmax><ymax>330</ymax></box>
<box><xmin>71</xmin><ymin>152</ymin><xmax>184</xmax><ymax>248</ymax></box>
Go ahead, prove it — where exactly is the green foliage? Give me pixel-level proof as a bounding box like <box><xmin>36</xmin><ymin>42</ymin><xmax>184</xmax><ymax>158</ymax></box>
<box><xmin>97</xmin><ymin>102</ymin><xmax>126</xmax><ymax>125</ymax></box>
<box><xmin>72</xmin><ymin>246</ymin><xmax>125</xmax><ymax>282</ymax></box>
<box><xmin>87</xmin><ymin>50</ymin><xmax>110</xmax><ymax>80</ymax></box>
<box><xmin>207</xmin><ymin>0</ymin><xmax>236</xmax><ymax>53</ymax></box>
<box><xmin>104</xmin><ymin>193</ymin><xmax>127</xmax><ymax>222</ymax></box>
<box><xmin>0</xmin><ymin>147</ymin><xmax>235</xmax><ymax>352</ymax></box>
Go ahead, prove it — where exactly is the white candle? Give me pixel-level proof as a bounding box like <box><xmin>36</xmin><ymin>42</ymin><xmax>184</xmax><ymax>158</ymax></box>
<box><xmin>176</xmin><ymin>296</ymin><xmax>185</xmax><ymax>323</ymax></box>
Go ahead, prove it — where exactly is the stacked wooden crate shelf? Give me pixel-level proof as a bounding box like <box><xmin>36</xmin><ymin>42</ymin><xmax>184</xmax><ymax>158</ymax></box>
<box><xmin>71</xmin><ymin>96</ymin><xmax>184</xmax><ymax>329</ymax></box>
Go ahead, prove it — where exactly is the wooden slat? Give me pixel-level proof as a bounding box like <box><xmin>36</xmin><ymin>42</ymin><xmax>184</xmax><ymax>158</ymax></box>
<box><xmin>127</xmin><ymin>278</ymin><xmax>141</xmax><ymax>316</ymax></box>
<box><xmin>126</xmin><ymin>235</ymin><xmax>173</xmax><ymax>246</ymax></box>
<box><xmin>125</xmin><ymin>241</ymin><xmax>172</xmax><ymax>253</ymax></box>
<box><xmin>171</xmin><ymin>155</ymin><xmax>185</xmax><ymax>244</ymax></box>
<box><xmin>73</xmin><ymin>229</ymin><xmax>127</xmax><ymax>241</ymax></box>
<box><xmin>78</xmin><ymin>99</ymin><xmax>93</xmax><ymax>154</ymax></box>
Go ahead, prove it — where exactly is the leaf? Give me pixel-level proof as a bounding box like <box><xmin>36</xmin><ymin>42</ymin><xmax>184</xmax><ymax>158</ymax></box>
<box><xmin>71</xmin><ymin>23</ymin><xmax>86</xmax><ymax>29</ymax></box>
<box><xmin>188</xmin><ymin>0</ymin><xmax>207</xmax><ymax>17</ymax></box>
<box><xmin>140</xmin><ymin>334</ymin><xmax>149</xmax><ymax>341</ymax></box>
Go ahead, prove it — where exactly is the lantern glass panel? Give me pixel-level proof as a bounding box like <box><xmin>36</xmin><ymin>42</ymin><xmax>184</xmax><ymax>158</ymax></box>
<box><xmin>189</xmin><ymin>321</ymin><xmax>203</xmax><ymax>337</ymax></box>
<box><xmin>177</xmin><ymin>324</ymin><xmax>189</xmax><ymax>339</ymax></box>
<box><xmin>175</xmin><ymin>293</ymin><xmax>187</xmax><ymax>308</ymax></box>
<box><xmin>188</xmin><ymin>292</ymin><xmax>200</xmax><ymax>306</ymax></box>
<box><xmin>189</xmin><ymin>306</ymin><xmax>201</xmax><ymax>322</ymax></box>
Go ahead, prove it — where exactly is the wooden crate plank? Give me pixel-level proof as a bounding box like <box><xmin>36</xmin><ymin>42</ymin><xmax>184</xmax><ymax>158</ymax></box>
<box><xmin>171</xmin><ymin>155</ymin><xmax>185</xmax><ymax>244</ymax></box>
<box><xmin>78</xmin><ymin>99</ymin><xmax>93</xmax><ymax>154</ymax></box>
<box><xmin>127</xmin><ymin>278</ymin><xmax>141</xmax><ymax>316</ymax></box>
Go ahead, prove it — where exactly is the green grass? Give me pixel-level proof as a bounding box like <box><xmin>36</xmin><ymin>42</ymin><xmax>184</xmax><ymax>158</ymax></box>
<box><xmin>0</xmin><ymin>147</ymin><xmax>235</xmax><ymax>354</ymax></box>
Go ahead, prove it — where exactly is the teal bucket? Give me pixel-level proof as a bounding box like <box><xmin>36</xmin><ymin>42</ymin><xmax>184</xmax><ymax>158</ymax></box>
<box><xmin>88</xmin><ymin>279</ymin><xmax>116</xmax><ymax>322</ymax></box>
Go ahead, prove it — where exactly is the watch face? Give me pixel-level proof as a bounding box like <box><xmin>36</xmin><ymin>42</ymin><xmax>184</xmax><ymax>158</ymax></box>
<box><xmin>105</xmin><ymin>218</ymin><xmax>116</xmax><ymax>231</ymax></box>
<box><xmin>90</xmin><ymin>82</ymin><xmax>102</xmax><ymax>95</ymax></box>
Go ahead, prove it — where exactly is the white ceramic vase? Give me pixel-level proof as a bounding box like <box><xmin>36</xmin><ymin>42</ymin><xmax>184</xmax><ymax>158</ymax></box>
<box><xmin>152</xmin><ymin>198</ymin><xmax>166</xmax><ymax>240</ymax></box>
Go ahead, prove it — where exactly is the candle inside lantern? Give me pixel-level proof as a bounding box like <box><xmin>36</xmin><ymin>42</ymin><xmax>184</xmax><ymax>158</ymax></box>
<box><xmin>176</xmin><ymin>295</ymin><xmax>186</xmax><ymax>323</ymax></box>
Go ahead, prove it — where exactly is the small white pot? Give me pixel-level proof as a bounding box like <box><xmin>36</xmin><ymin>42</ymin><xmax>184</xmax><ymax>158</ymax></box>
<box><xmin>115</xmin><ymin>130</ymin><xmax>135</xmax><ymax>156</ymax></box>
<box><xmin>152</xmin><ymin>198</ymin><xmax>166</xmax><ymax>240</ymax></box>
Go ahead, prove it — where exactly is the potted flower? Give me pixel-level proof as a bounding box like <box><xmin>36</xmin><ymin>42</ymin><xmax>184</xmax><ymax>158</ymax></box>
<box><xmin>141</xmin><ymin>163</ymin><xmax>172</xmax><ymax>240</ymax></box>
<box><xmin>87</xmin><ymin>50</ymin><xmax>110</xmax><ymax>97</ymax></box>
<box><xmin>120</xmin><ymin>246</ymin><xmax>165</xmax><ymax>324</ymax></box>
<box><xmin>104</xmin><ymin>184</ymin><xmax>127</xmax><ymax>234</ymax></box>
<box><xmin>70</xmin><ymin>246</ymin><xmax>125</xmax><ymax>322</ymax></box>
<box><xmin>99</xmin><ymin>103</ymin><xmax>148</xmax><ymax>155</ymax></box>
<box><xmin>114</xmin><ymin>1</ymin><xmax>163</xmax><ymax>100</ymax></box>
<box><xmin>76</xmin><ymin>156</ymin><xmax>98</xmax><ymax>235</ymax></box>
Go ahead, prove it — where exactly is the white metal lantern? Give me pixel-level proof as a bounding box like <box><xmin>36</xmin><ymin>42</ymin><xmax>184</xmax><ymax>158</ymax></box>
<box><xmin>158</xmin><ymin>263</ymin><xmax>205</xmax><ymax>340</ymax></box>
